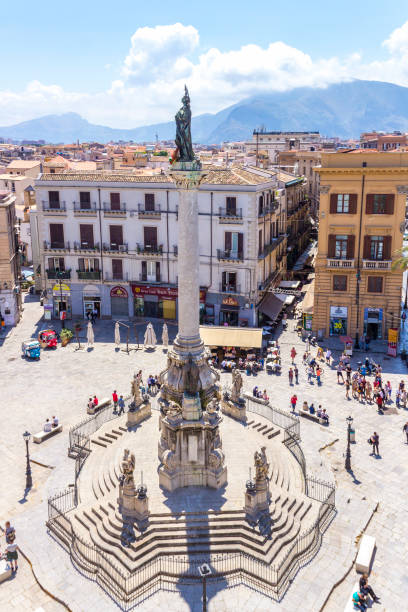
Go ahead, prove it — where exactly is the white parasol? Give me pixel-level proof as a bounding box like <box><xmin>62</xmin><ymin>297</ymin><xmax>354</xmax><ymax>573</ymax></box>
<box><xmin>114</xmin><ymin>321</ymin><xmax>120</xmax><ymax>346</ymax></box>
<box><xmin>144</xmin><ymin>322</ymin><xmax>157</xmax><ymax>347</ymax></box>
<box><xmin>87</xmin><ymin>321</ymin><xmax>94</xmax><ymax>347</ymax></box>
<box><xmin>162</xmin><ymin>323</ymin><xmax>169</xmax><ymax>347</ymax></box>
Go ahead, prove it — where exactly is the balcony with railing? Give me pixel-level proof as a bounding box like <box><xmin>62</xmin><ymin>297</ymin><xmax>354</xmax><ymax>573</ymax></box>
<box><xmin>287</xmin><ymin>199</ymin><xmax>308</xmax><ymax>218</ymax></box>
<box><xmin>258</xmin><ymin>269</ymin><xmax>280</xmax><ymax>291</ymax></box>
<box><xmin>43</xmin><ymin>240</ymin><xmax>70</xmax><ymax>252</ymax></box>
<box><xmin>73</xmin><ymin>202</ymin><xmax>97</xmax><ymax>215</ymax></box>
<box><xmin>104</xmin><ymin>273</ymin><xmax>129</xmax><ymax>282</ymax></box>
<box><xmin>42</xmin><ymin>200</ymin><xmax>67</xmax><ymax>213</ymax></box>
<box><xmin>136</xmin><ymin>243</ymin><xmax>163</xmax><ymax>255</ymax></box>
<box><xmin>46</xmin><ymin>269</ymin><xmax>71</xmax><ymax>280</ymax></box>
<box><xmin>218</xmin><ymin>207</ymin><xmax>243</xmax><ymax>222</ymax></box>
<box><xmin>103</xmin><ymin>202</ymin><xmax>127</xmax><ymax>216</ymax></box>
<box><xmin>73</xmin><ymin>241</ymin><xmax>100</xmax><ymax>252</ymax></box>
<box><xmin>102</xmin><ymin>242</ymin><xmax>128</xmax><ymax>253</ymax></box>
<box><xmin>362</xmin><ymin>259</ymin><xmax>392</xmax><ymax>270</ymax></box>
<box><xmin>217</xmin><ymin>249</ymin><xmax>244</xmax><ymax>262</ymax></box>
<box><xmin>77</xmin><ymin>270</ymin><xmax>101</xmax><ymax>280</ymax></box>
<box><xmin>139</xmin><ymin>273</ymin><xmax>161</xmax><ymax>283</ymax></box>
<box><xmin>138</xmin><ymin>203</ymin><xmax>161</xmax><ymax>218</ymax></box>
<box><xmin>258</xmin><ymin>234</ymin><xmax>286</xmax><ymax>258</ymax></box>
<box><xmin>219</xmin><ymin>283</ymin><xmax>241</xmax><ymax>294</ymax></box>
<box><xmin>327</xmin><ymin>258</ymin><xmax>354</xmax><ymax>268</ymax></box>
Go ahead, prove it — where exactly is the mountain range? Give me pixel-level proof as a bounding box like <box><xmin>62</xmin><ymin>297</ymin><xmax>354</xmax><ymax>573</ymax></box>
<box><xmin>2</xmin><ymin>80</ymin><xmax>408</xmax><ymax>144</ymax></box>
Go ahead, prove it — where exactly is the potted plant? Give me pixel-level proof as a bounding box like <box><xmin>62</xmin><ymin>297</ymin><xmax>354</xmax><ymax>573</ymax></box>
<box><xmin>60</xmin><ymin>328</ymin><xmax>73</xmax><ymax>347</ymax></box>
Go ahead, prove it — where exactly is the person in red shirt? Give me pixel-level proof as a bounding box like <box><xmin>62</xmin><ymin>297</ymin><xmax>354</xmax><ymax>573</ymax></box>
<box><xmin>112</xmin><ymin>390</ymin><xmax>118</xmax><ymax>411</ymax></box>
<box><xmin>93</xmin><ymin>395</ymin><xmax>98</xmax><ymax>407</ymax></box>
<box><xmin>290</xmin><ymin>347</ymin><xmax>297</xmax><ymax>364</ymax></box>
<box><xmin>290</xmin><ymin>394</ymin><xmax>297</xmax><ymax>412</ymax></box>
<box><xmin>376</xmin><ymin>394</ymin><xmax>383</xmax><ymax>413</ymax></box>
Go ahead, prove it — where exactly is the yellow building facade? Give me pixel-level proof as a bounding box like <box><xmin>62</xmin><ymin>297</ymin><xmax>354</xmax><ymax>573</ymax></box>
<box><xmin>313</xmin><ymin>152</ymin><xmax>407</xmax><ymax>342</ymax></box>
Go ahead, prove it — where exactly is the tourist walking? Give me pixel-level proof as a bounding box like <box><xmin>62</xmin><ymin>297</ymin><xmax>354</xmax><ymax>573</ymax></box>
<box><xmin>325</xmin><ymin>348</ymin><xmax>331</xmax><ymax>365</ymax></box>
<box><xmin>346</xmin><ymin>363</ymin><xmax>352</xmax><ymax>382</ymax></box>
<box><xmin>288</xmin><ymin>368</ymin><xmax>294</xmax><ymax>385</ymax></box>
<box><xmin>316</xmin><ymin>366</ymin><xmax>322</xmax><ymax>386</ymax></box>
<box><xmin>345</xmin><ymin>379</ymin><xmax>351</xmax><ymax>399</ymax></box>
<box><xmin>290</xmin><ymin>394</ymin><xmax>297</xmax><ymax>412</ymax></box>
<box><xmin>6</xmin><ymin>537</ymin><xmax>18</xmax><ymax>572</ymax></box>
<box><xmin>402</xmin><ymin>389</ymin><xmax>407</xmax><ymax>409</ymax></box>
<box><xmin>403</xmin><ymin>422</ymin><xmax>408</xmax><ymax>444</ymax></box>
<box><xmin>370</xmin><ymin>431</ymin><xmax>380</xmax><ymax>456</ymax></box>
<box><xmin>385</xmin><ymin>381</ymin><xmax>392</xmax><ymax>403</ymax></box>
<box><xmin>396</xmin><ymin>389</ymin><xmax>401</xmax><ymax>408</ymax></box>
<box><xmin>307</xmin><ymin>365</ymin><xmax>313</xmax><ymax>383</ymax></box>
<box><xmin>336</xmin><ymin>362</ymin><xmax>344</xmax><ymax>383</ymax></box>
<box><xmin>294</xmin><ymin>365</ymin><xmax>299</xmax><ymax>384</ymax></box>
<box><xmin>112</xmin><ymin>390</ymin><xmax>118</xmax><ymax>411</ymax></box>
<box><xmin>290</xmin><ymin>347</ymin><xmax>296</xmax><ymax>364</ymax></box>
<box><xmin>117</xmin><ymin>395</ymin><xmax>125</xmax><ymax>416</ymax></box>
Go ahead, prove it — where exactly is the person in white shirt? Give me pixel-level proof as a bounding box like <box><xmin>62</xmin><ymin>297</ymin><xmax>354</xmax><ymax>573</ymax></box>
<box><xmin>43</xmin><ymin>419</ymin><xmax>52</xmax><ymax>432</ymax></box>
<box><xmin>52</xmin><ymin>415</ymin><xmax>59</xmax><ymax>428</ymax></box>
<box><xmin>6</xmin><ymin>539</ymin><xmax>18</xmax><ymax>572</ymax></box>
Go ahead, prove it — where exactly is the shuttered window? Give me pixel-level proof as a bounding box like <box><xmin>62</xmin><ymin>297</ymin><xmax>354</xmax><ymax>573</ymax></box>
<box><xmin>78</xmin><ymin>258</ymin><xmax>99</xmax><ymax>272</ymax></box>
<box><xmin>144</xmin><ymin>226</ymin><xmax>157</xmax><ymax>248</ymax></box>
<box><xmin>109</xmin><ymin>225</ymin><xmax>123</xmax><ymax>248</ymax></box>
<box><xmin>49</xmin><ymin>191</ymin><xmax>60</xmax><ymax>209</ymax></box>
<box><xmin>366</xmin><ymin>194</ymin><xmax>394</xmax><ymax>214</ymax></box>
<box><xmin>80</xmin><ymin>224</ymin><xmax>94</xmax><ymax>248</ymax></box>
<box><xmin>79</xmin><ymin>192</ymin><xmax>91</xmax><ymax>209</ymax></box>
<box><xmin>225</xmin><ymin>232</ymin><xmax>243</xmax><ymax>257</ymax></box>
<box><xmin>330</xmin><ymin>194</ymin><xmax>357</xmax><ymax>214</ymax></box>
<box><xmin>110</xmin><ymin>193</ymin><xmax>120</xmax><ymax>210</ymax></box>
<box><xmin>112</xmin><ymin>259</ymin><xmax>123</xmax><ymax>280</ymax></box>
<box><xmin>145</xmin><ymin>194</ymin><xmax>155</xmax><ymax>211</ymax></box>
<box><xmin>226</xmin><ymin>197</ymin><xmax>236</xmax><ymax>215</ymax></box>
<box><xmin>333</xmin><ymin>275</ymin><xmax>347</xmax><ymax>291</ymax></box>
<box><xmin>50</xmin><ymin>223</ymin><xmax>64</xmax><ymax>248</ymax></box>
<box><xmin>48</xmin><ymin>257</ymin><xmax>65</xmax><ymax>271</ymax></box>
<box><xmin>367</xmin><ymin>276</ymin><xmax>383</xmax><ymax>293</ymax></box>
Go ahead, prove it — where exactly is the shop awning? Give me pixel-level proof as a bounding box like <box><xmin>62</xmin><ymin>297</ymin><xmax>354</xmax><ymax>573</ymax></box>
<box><xmin>258</xmin><ymin>293</ymin><xmax>284</xmax><ymax>321</ymax></box>
<box><xmin>276</xmin><ymin>293</ymin><xmax>295</xmax><ymax>305</ymax></box>
<box><xmin>301</xmin><ymin>280</ymin><xmax>315</xmax><ymax>314</ymax></box>
<box><xmin>292</xmin><ymin>240</ymin><xmax>318</xmax><ymax>271</ymax></box>
<box><xmin>278</xmin><ymin>280</ymin><xmax>301</xmax><ymax>289</ymax></box>
<box><xmin>199</xmin><ymin>325</ymin><xmax>263</xmax><ymax>348</ymax></box>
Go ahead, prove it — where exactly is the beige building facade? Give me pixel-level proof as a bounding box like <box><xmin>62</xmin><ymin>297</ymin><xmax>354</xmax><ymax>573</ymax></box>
<box><xmin>313</xmin><ymin>152</ymin><xmax>407</xmax><ymax>342</ymax></box>
<box><xmin>0</xmin><ymin>191</ymin><xmax>21</xmax><ymax>326</ymax></box>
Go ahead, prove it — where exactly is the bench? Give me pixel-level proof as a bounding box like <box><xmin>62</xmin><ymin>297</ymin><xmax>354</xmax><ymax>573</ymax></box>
<box><xmin>87</xmin><ymin>397</ymin><xmax>111</xmax><ymax>415</ymax></box>
<box><xmin>244</xmin><ymin>393</ymin><xmax>269</xmax><ymax>405</ymax></box>
<box><xmin>300</xmin><ymin>409</ymin><xmax>327</xmax><ymax>425</ymax></box>
<box><xmin>0</xmin><ymin>558</ymin><xmax>12</xmax><ymax>583</ymax></box>
<box><xmin>33</xmin><ymin>424</ymin><xmax>63</xmax><ymax>444</ymax></box>
<box><xmin>356</xmin><ymin>534</ymin><xmax>376</xmax><ymax>574</ymax></box>
<box><xmin>344</xmin><ymin>582</ymin><xmax>373</xmax><ymax>611</ymax></box>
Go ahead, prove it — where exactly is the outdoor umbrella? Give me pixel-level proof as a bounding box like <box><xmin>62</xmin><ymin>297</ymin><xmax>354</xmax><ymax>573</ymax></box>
<box><xmin>87</xmin><ymin>321</ymin><xmax>94</xmax><ymax>347</ymax></box>
<box><xmin>144</xmin><ymin>322</ymin><xmax>157</xmax><ymax>347</ymax></box>
<box><xmin>114</xmin><ymin>321</ymin><xmax>120</xmax><ymax>346</ymax></box>
<box><xmin>162</xmin><ymin>323</ymin><xmax>169</xmax><ymax>347</ymax></box>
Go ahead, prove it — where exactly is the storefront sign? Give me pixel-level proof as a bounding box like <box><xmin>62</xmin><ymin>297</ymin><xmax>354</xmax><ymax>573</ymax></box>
<box><xmin>330</xmin><ymin>306</ymin><xmax>348</xmax><ymax>318</ymax></box>
<box><xmin>131</xmin><ymin>284</ymin><xmax>206</xmax><ymax>302</ymax></box>
<box><xmin>364</xmin><ymin>307</ymin><xmax>383</xmax><ymax>321</ymax></box>
<box><xmin>222</xmin><ymin>296</ymin><xmax>239</xmax><ymax>307</ymax></box>
<box><xmin>110</xmin><ymin>286</ymin><xmax>128</xmax><ymax>298</ymax></box>
<box><xmin>388</xmin><ymin>327</ymin><xmax>398</xmax><ymax>357</ymax></box>
<box><xmin>52</xmin><ymin>283</ymin><xmax>71</xmax><ymax>295</ymax></box>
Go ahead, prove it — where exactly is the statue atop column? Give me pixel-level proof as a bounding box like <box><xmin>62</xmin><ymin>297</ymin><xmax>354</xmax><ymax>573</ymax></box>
<box><xmin>120</xmin><ymin>449</ymin><xmax>136</xmax><ymax>486</ymax></box>
<box><xmin>174</xmin><ymin>85</ymin><xmax>195</xmax><ymax>163</ymax></box>
<box><xmin>254</xmin><ymin>447</ymin><xmax>269</xmax><ymax>482</ymax></box>
<box><xmin>131</xmin><ymin>371</ymin><xmax>142</xmax><ymax>406</ymax></box>
<box><xmin>231</xmin><ymin>368</ymin><xmax>243</xmax><ymax>404</ymax></box>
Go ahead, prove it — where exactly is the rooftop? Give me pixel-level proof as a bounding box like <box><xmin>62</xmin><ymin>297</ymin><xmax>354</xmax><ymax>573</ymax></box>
<box><xmin>7</xmin><ymin>160</ymin><xmax>41</xmax><ymax>169</ymax></box>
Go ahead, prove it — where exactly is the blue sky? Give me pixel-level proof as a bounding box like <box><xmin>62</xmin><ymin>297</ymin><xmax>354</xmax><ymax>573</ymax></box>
<box><xmin>1</xmin><ymin>0</ymin><xmax>408</xmax><ymax>126</ymax></box>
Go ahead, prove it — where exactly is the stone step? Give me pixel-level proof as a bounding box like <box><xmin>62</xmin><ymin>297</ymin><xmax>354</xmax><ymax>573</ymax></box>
<box><xmin>98</xmin><ymin>435</ymin><xmax>114</xmax><ymax>444</ymax></box>
<box><xmin>111</xmin><ymin>429</ymin><xmax>124</xmax><ymax>436</ymax></box>
<box><xmin>91</xmin><ymin>439</ymin><xmax>107</xmax><ymax>448</ymax></box>
<box><xmin>246</xmin><ymin>420</ymin><xmax>254</xmax><ymax>426</ymax></box>
<box><xmin>257</xmin><ymin>424</ymin><xmax>267</xmax><ymax>432</ymax></box>
<box><xmin>105</xmin><ymin>432</ymin><xmax>119</xmax><ymax>440</ymax></box>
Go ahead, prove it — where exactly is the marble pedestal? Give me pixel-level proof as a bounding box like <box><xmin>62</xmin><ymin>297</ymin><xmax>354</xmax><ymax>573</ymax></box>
<box><xmin>126</xmin><ymin>398</ymin><xmax>151</xmax><ymax>428</ymax></box>
<box><xmin>118</xmin><ymin>483</ymin><xmax>150</xmax><ymax>525</ymax></box>
<box><xmin>158</xmin><ymin>393</ymin><xmax>227</xmax><ymax>492</ymax></box>
<box><xmin>221</xmin><ymin>398</ymin><xmax>247</xmax><ymax>423</ymax></box>
<box><xmin>244</xmin><ymin>478</ymin><xmax>270</xmax><ymax>523</ymax></box>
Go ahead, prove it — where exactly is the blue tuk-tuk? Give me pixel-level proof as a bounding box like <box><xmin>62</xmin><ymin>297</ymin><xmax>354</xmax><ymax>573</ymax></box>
<box><xmin>22</xmin><ymin>340</ymin><xmax>41</xmax><ymax>360</ymax></box>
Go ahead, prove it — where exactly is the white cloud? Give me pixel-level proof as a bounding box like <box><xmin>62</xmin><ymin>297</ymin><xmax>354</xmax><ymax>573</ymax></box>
<box><xmin>2</xmin><ymin>21</ymin><xmax>408</xmax><ymax>129</ymax></box>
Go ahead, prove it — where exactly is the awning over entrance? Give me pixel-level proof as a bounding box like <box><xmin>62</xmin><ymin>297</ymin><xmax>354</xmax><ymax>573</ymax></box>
<box><xmin>292</xmin><ymin>240</ymin><xmax>317</xmax><ymax>271</ymax></box>
<box><xmin>258</xmin><ymin>293</ymin><xmax>284</xmax><ymax>321</ymax></box>
<box><xmin>278</xmin><ymin>280</ymin><xmax>301</xmax><ymax>290</ymax></box>
<box><xmin>301</xmin><ymin>280</ymin><xmax>315</xmax><ymax>314</ymax></box>
<box><xmin>199</xmin><ymin>325</ymin><xmax>263</xmax><ymax>348</ymax></box>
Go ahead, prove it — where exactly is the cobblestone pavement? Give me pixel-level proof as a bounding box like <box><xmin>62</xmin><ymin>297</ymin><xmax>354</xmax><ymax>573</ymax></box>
<box><xmin>0</xmin><ymin>295</ymin><xmax>407</xmax><ymax>610</ymax></box>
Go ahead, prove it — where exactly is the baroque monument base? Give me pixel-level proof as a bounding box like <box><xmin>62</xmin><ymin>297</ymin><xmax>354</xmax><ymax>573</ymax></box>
<box><xmin>126</xmin><ymin>399</ymin><xmax>151</xmax><ymax>428</ymax></box>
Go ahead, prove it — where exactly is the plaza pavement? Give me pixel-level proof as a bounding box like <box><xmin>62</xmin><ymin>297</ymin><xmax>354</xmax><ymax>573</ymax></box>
<box><xmin>0</xmin><ymin>294</ymin><xmax>407</xmax><ymax>610</ymax></box>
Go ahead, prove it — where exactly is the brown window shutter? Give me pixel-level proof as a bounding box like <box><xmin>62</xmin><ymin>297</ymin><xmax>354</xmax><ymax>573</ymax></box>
<box><xmin>110</xmin><ymin>193</ymin><xmax>120</xmax><ymax>210</ymax></box>
<box><xmin>59</xmin><ymin>258</ymin><xmax>65</xmax><ymax>271</ymax></box>
<box><xmin>110</xmin><ymin>225</ymin><xmax>123</xmax><ymax>245</ymax></box>
<box><xmin>225</xmin><ymin>232</ymin><xmax>232</xmax><ymax>252</ymax></box>
<box><xmin>363</xmin><ymin>235</ymin><xmax>371</xmax><ymax>259</ymax></box>
<box><xmin>50</xmin><ymin>223</ymin><xmax>64</xmax><ymax>247</ymax></box>
<box><xmin>93</xmin><ymin>259</ymin><xmax>100</xmax><ymax>271</ymax></box>
<box><xmin>238</xmin><ymin>232</ymin><xmax>243</xmax><ymax>255</ymax></box>
<box><xmin>330</xmin><ymin>194</ymin><xmax>337</xmax><ymax>214</ymax></box>
<box><xmin>383</xmin><ymin>235</ymin><xmax>392</xmax><ymax>259</ymax></box>
<box><xmin>141</xmin><ymin>261</ymin><xmax>147</xmax><ymax>280</ymax></box>
<box><xmin>48</xmin><ymin>257</ymin><xmax>54</xmax><ymax>270</ymax></box>
<box><xmin>222</xmin><ymin>271</ymin><xmax>227</xmax><ymax>286</ymax></box>
<box><xmin>145</xmin><ymin>194</ymin><xmax>155</xmax><ymax>211</ymax></box>
<box><xmin>80</xmin><ymin>224</ymin><xmax>94</xmax><ymax>247</ymax></box>
<box><xmin>112</xmin><ymin>259</ymin><xmax>123</xmax><ymax>276</ymax></box>
<box><xmin>386</xmin><ymin>194</ymin><xmax>395</xmax><ymax>214</ymax></box>
<box><xmin>349</xmin><ymin>194</ymin><xmax>357</xmax><ymax>214</ymax></box>
<box><xmin>347</xmin><ymin>235</ymin><xmax>355</xmax><ymax>259</ymax></box>
<box><xmin>328</xmin><ymin>234</ymin><xmax>335</xmax><ymax>257</ymax></box>
<box><xmin>366</xmin><ymin>194</ymin><xmax>374</xmax><ymax>214</ymax></box>
<box><xmin>156</xmin><ymin>261</ymin><xmax>160</xmax><ymax>281</ymax></box>
<box><xmin>78</xmin><ymin>258</ymin><xmax>84</xmax><ymax>272</ymax></box>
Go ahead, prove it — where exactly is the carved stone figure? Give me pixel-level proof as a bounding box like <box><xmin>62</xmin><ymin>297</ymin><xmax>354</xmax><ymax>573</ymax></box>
<box><xmin>254</xmin><ymin>446</ymin><xmax>269</xmax><ymax>481</ymax></box>
<box><xmin>208</xmin><ymin>448</ymin><xmax>224</xmax><ymax>470</ymax></box>
<box><xmin>231</xmin><ymin>368</ymin><xmax>243</xmax><ymax>404</ymax></box>
<box><xmin>162</xmin><ymin>449</ymin><xmax>177</xmax><ymax>471</ymax></box>
<box><xmin>121</xmin><ymin>449</ymin><xmax>136</xmax><ymax>486</ymax></box>
<box><xmin>206</xmin><ymin>398</ymin><xmax>218</xmax><ymax>414</ymax></box>
<box><xmin>131</xmin><ymin>371</ymin><xmax>142</xmax><ymax>405</ymax></box>
<box><xmin>174</xmin><ymin>85</ymin><xmax>195</xmax><ymax>162</ymax></box>
<box><xmin>166</xmin><ymin>402</ymin><xmax>183</xmax><ymax>418</ymax></box>
<box><xmin>182</xmin><ymin>355</ymin><xmax>200</xmax><ymax>395</ymax></box>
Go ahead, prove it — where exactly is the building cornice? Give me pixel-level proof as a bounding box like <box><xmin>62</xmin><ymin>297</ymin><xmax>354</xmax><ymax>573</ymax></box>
<box><xmin>315</xmin><ymin>167</ymin><xmax>408</xmax><ymax>176</ymax></box>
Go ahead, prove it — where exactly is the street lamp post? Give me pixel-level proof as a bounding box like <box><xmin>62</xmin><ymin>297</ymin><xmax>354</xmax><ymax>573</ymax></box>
<box><xmin>198</xmin><ymin>563</ymin><xmax>212</xmax><ymax>612</ymax></box>
<box><xmin>56</xmin><ymin>270</ymin><xmax>65</xmax><ymax>329</ymax></box>
<box><xmin>23</xmin><ymin>430</ymin><xmax>32</xmax><ymax>489</ymax></box>
<box><xmin>345</xmin><ymin>416</ymin><xmax>353</xmax><ymax>471</ymax></box>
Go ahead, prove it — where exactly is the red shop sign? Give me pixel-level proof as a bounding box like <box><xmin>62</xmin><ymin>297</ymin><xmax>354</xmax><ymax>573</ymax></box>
<box><xmin>131</xmin><ymin>284</ymin><xmax>206</xmax><ymax>302</ymax></box>
<box><xmin>110</xmin><ymin>286</ymin><xmax>128</xmax><ymax>298</ymax></box>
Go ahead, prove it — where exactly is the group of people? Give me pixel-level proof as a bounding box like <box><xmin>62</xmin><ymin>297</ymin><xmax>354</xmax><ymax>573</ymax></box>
<box><xmin>252</xmin><ymin>386</ymin><xmax>269</xmax><ymax>401</ymax></box>
<box><xmin>352</xmin><ymin>573</ymin><xmax>380</xmax><ymax>609</ymax></box>
<box><xmin>146</xmin><ymin>374</ymin><xmax>161</xmax><ymax>394</ymax></box>
<box><xmin>1</xmin><ymin>521</ymin><xmax>18</xmax><ymax>573</ymax></box>
<box><xmin>87</xmin><ymin>395</ymin><xmax>99</xmax><ymax>411</ymax></box>
<box><xmin>111</xmin><ymin>390</ymin><xmax>126</xmax><ymax>415</ymax></box>
<box><xmin>43</xmin><ymin>415</ymin><xmax>59</xmax><ymax>432</ymax></box>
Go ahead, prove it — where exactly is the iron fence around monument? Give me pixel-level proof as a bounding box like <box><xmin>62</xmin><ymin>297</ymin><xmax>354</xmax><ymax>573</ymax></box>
<box><xmin>246</xmin><ymin>397</ymin><xmax>300</xmax><ymax>440</ymax></box>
